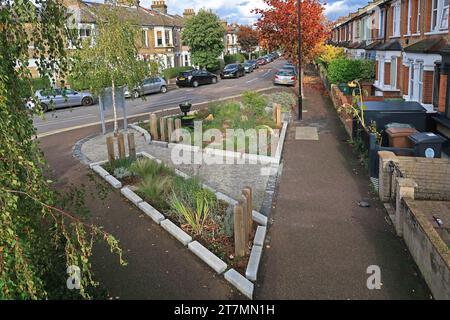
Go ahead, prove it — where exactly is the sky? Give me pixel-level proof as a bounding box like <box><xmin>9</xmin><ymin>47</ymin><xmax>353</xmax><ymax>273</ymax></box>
<box><xmin>140</xmin><ymin>0</ymin><xmax>367</xmax><ymax>25</ymax></box>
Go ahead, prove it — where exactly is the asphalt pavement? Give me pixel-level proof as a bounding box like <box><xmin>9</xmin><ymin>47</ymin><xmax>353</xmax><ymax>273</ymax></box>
<box><xmin>34</xmin><ymin>60</ymin><xmax>284</xmax><ymax>135</ymax></box>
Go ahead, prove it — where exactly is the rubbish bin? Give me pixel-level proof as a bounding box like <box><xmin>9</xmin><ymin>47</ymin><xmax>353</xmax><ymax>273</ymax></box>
<box><xmin>408</xmin><ymin>132</ymin><xmax>447</xmax><ymax>158</ymax></box>
<box><xmin>386</xmin><ymin>127</ymin><xmax>418</xmax><ymax>155</ymax></box>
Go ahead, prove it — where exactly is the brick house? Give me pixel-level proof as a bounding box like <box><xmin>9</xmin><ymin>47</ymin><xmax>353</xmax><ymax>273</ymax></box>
<box><xmin>29</xmin><ymin>0</ymin><xmax>193</xmax><ymax>76</ymax></box>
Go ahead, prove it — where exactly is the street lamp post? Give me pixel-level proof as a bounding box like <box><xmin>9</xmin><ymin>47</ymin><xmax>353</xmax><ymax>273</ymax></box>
<box><xmin>297</xmin><ymin>0</ymin><xmax>303</xmax><ymax>121</ymax></box>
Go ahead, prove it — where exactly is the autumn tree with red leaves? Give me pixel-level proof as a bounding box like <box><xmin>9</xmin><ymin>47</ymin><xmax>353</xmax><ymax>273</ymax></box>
<box><xmin>254</xmin><ymin>0</ymin><xmax>329</xmax><ymax>64</ymax></box>
<box><xmin>237</xmin><ymin>26</ymin><xmax>260</xmax><ymax>59</ymax></box>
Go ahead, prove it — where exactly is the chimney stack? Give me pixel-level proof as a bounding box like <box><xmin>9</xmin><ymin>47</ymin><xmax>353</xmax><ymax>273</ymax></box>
<box><xmin>151</xmin><ymin>0</ymin><xmax>167</xmax><ymax>14</ymax></box>
<box><xmin>183</xmin><ymin>8</ymin><xmax>195</xmax><ymax>19</ymax></box>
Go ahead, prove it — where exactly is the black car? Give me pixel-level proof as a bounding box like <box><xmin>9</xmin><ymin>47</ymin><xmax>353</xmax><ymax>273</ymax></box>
<box><xmin>176</xmin><ymin>70</ymin><xmax>218</xmax><ymax>88</ymax></box>
<box><xmin>246</xmin><ymin>60</ymin><xmax>259</xmax><ymax>69</ymax></box>
<box><xmin>220</xmin><ymin>64</ymin><xmax>245</xmax><ymax>79</ymax></box>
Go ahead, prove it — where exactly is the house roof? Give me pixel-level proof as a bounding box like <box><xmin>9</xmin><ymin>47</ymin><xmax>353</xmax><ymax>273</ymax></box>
<box><xmin>365</xmin><ymin>40</ymin><xmax>382</xmax><ymax>51</ymax></box>
<box><xmin>375</xmin><ymin>39</ymin><xmax>403</xmax><ymax>51</ymax></box>
<box><xmin>404</xmin><ymin>36</ymin><xmax>450</xmax><ymax>53</ymax></box>
<box><xmin>80</xmin><ymin>1</ymin><xmax>185</xmax><ymax>27</ymax></box>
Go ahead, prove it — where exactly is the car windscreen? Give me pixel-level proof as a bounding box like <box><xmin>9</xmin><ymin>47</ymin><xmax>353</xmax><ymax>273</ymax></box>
<box><xmin>277</xmin><ymin>70</ymin><xmax>294</xmax><ymax>76</ymax></box>
<box><xmin>224</xmin><ymin>64</ymin><xmax>237</xmax><ymax>70</ymax></box>
<box><xmin>180</xmin><ymin>72</ymin><xmax>192</xmax><ymax>77</ymax></box>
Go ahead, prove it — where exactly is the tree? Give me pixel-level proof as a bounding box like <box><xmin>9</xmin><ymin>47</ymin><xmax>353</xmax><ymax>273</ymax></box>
<box><xmin>182</xmin><ymin>10</ymin><xmax>226</xmax><ymax>69</ymax></box>
<box><xmin>315</xmin><ymin>44</ymin><xmax>345</xmax><ymax>67</ymax></box>
<box><xmin>237</xmin><ymin>26</ymin><xmax>259</xmax><ymax>59</ymax></box>
<box><xmin>70</xmin><ymin>4</ymin><xmax>152</xmax><ymax>136</ymax></box>
<box><xmin>0</xmin><ymin>1</ymin><xmax>124</xmax><ymax>299</ymax></box>
<box><xmin>254</xmin><ymin>0</ymin><xmax>329</xmax><ymax>64</ymax></box>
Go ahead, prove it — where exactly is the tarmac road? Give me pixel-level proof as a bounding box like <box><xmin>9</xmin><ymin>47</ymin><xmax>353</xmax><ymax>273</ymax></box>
<box><xmin>34</xmin><ymin>59</ymin><xmax>286</xmax><ymax>135</ymax></box>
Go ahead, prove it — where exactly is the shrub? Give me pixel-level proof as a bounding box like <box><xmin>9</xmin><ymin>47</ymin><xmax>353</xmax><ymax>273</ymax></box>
<box><xmin>137</xmin><ymin>174</ymin><xmax>173</xmax><ymax>209</ymax></box>
<box><xmin>315</xmin><ymin>44</ymin><xmax>345</xmax><ymax>68</ymax></box>
<box><xmin>265</xmin><ymin>92</ymin><xmax>296</xmax><ymax>112</ymax></box>
<box><xmin>130</xmin><ymin>157</ymin><xmax>173</xmax><ymax>179</ymax></box>
<box><xmin>359</xmin><ymin>60</ymin><xmax>376</xmax><ymax>82</ymax></box>
<box><xmin>224</xmin><ymin>53</ymin><xmax>245</xmax><ymax>64</ymax></box>
<box><xmin>113</xmin><ymin>167</ymin><xmax>133</xmax><ymax>179</ymax></box>
<box><xmin>170</xmin><ymin>191</ymin><xmax>211</xmax><ymax>236</ymax></box>
<box><xmin>242</xmin><ymin>91</ymin><xmax>267</xmax><ymax>116</ymax></box>
<box><xmin>162</xmin><ymin>66</ymin><xmax>193</xmax><ymax>80</ymax></box>
<box><xmin>327</xmin><ymin>58</ymin><xmax>363</xmax><ymax>84</ymax></box>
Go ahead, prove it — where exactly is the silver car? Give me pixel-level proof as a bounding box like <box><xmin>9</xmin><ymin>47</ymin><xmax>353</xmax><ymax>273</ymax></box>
<box><xmin>30</xmin><ymin>88</ymin><xmax>95</xmax><ymax>112</ymax></box>
<box><xmin>274</xmin><ymin>69</ymin><xmax>297</xmax><ymax>86</ymax></box>
<box><xmin>124</xmin><ymin>76</ymin><xmax>168</xmax><ymax>99</ymax></box>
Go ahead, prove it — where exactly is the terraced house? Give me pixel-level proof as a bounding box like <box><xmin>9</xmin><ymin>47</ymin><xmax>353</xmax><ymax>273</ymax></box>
<box><xmin>331</xmin><ymin>0</ymin><xmax>450</xmax><ymax>144</ymax></box>
<box><xmin>28</xmin><ymin>0</ymin><xmax>192</xmax><ymax>76</ymax></box>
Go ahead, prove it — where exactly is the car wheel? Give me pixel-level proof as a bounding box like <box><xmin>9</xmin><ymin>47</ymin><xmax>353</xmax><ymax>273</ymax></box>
<box><xmin>192</xmin><ymin>81</ymin><xmax>199</xmax><ymax>88</ymax></box>
<box><xmin>160</xmin><ymin>86</ymin><xmax>168</xmax><ymax>93</ymax></box>
<box><xmin>82</xmin><ymin>96</ymin><xmax>93</xmax><ymax>106</ymax></box>
<box><xmin>212</xmin><ymin>77</ymin><xmax>217</xmax><ymax>84</ymax></box>
<box><xmin>133</xmin><ymin>90</ymin><xmax>140</xmax><ymax>99</ymax></box>
<box><xmin>41</xmin><ymin>103</ymin><xmax>48</xmax><ymax>112</ymax></box>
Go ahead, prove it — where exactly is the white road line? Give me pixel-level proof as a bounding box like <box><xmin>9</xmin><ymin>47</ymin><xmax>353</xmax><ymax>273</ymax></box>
<box><xmin>35</xmin><ymin>87</ymin><xmax>276</xmax><ymax>139</ymax></box>
<box><xmin>262</xmin><ymin>70</ymin><xmax>272</xmax><ymax>78</ymax></box>
<box><xmin>34</xmin><ymin>114</ymin><xmax>96</xmax><ymax>127</ymax></box>
<box><xmin>246</xmin><ymin>78</ymin><xmax>259</xmax><ymax>84</ymax></box>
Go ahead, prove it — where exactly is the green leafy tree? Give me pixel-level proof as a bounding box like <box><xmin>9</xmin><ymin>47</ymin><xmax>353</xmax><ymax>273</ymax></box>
<box><xmin>70</xmin><ymin>4</ymin><xmax>153</xmax><ymax>136</ymax></box>
<box><xmin>181</xmin><ymin>10</ymin><xmax>226</xmax><ymax>69</ymax></box>
<box><xmin>0</xmin><ymin>1</ymin><xmax>124</xmax><ymax>299</ymax></box>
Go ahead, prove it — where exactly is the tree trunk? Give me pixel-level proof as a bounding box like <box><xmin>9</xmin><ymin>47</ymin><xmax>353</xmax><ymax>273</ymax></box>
<box><xmin>111</xmin><ymin>78</ymin><xmax>118</xmax><ymax>136</ymax></box>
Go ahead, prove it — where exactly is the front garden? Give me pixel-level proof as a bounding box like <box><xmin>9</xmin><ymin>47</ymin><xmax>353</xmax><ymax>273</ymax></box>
<box><xmin>138</xmin><ymin>91</ymin><xmax>295</xmax><ymax>156</ymax></box>
<box><xmin>102</xmin><ymin>155</ymin><xmax>252</xmax><ymax>271</ymax></box>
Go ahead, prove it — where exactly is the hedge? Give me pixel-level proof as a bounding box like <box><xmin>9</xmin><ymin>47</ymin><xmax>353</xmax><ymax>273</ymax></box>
<box><xmin>327</xmin><ymin>58</ymin><xmax>375</xmax><ymax>84</ymax></box>
<box><xmin>224</xmin><ymin>53</ymin><xmax>245</xmax><ymax>64</ymax></box>
<box><xmin>162</xmin><ymin>66</ymin><xmax>193</xmax><ymax>80</ymax></box>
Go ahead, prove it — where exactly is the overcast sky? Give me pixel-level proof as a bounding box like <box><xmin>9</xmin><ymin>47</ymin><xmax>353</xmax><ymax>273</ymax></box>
<box><xmin>139</xmin><ymin>0</ymin><xmax>365</xmax><ymax>24</ymax></box>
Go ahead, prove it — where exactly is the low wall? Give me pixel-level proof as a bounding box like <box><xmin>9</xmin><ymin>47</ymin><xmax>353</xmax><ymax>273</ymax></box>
<box><xmin>378</xmin><ymin>151</ymin><xmax>450</xmax><ymax>202</ymax></box>
<box><xmin>401</xmin><ymin>198</ymin><xmax>450</xmax><ymax>299</ymax></box>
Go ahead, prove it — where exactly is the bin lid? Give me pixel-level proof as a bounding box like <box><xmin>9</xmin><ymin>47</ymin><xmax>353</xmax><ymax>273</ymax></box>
<box><xmin>385</xmin><ymin>122</ymin><xmax>415</xmax><ymax>129</ymax></box>
<box><xmin>408</xmin><ymin>132</ymin><xmax>447</xmax><ymax>144</ymax></box>
<box><xmin>357</xmin><ymin>101</ymin><xmax>427</xmax><ymax>112</ymax></box>
<box><xmin>386</xmin><ymin>127</ymin><xmax>418</xmax><ymax>137</ymax></box>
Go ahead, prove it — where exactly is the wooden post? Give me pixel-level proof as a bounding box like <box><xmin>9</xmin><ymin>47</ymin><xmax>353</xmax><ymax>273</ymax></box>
<box><xmin>276</xmin><ymin>105</ymin><xmax>282</xmax><ymax>128</ymax></box>
<box><xmin>160</xmin><ymin>117</ymin><xmax>167</xmax><ymax>142</ymax></box>
<box><xmin>175</xmin><ymin>118</ymin><xmax>182</xmax><ymax>142</ymax></box>
<box><xmin>150</xmin><ymin>113</ymin><xmax>159</xmax><ymax>141</ymax></box>
<box><xmin>127</xmin><ymin>132</ymin><xmax>136</xmax><ymax>158</ymax></box>
<box><xmin>242</xmin><ymin>187</ymin><xmax>253</xmax><ymax>238</ymax></box>
<box><xmin>240</xmin><ymin>195</ymin><xmax>249</xmax><ymax>246</ymax></box>
<box><xmin>234</xmin><ymin>203</ymin><xmax>246</xmax><ymax>258</ymax></box>
<box><xmin>117</xmin><ymin>133</ymin><xmax>126</xmax><ymax>159</ymax></box>
<box><xmin>272</xmin><ymin>103</ymin><xmax>279</xmax><ymax>122</ymax></box>
<box><xmin>167</xmin><ymin>118</ymin><xmax>174</xmax><ymax>142</ymax></box>
<box><xmin>106</xmin><ymin>136</ymin><xmax>115</xmax><ymax>163</ymax></box>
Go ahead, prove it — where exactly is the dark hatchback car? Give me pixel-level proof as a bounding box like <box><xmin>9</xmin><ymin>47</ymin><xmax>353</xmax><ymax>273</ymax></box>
<box><xmin>220</xmin><ymin>63</ymin><xmax>245</xmax><ymax>79</ymax></box>
<box><xmin>176</xmin><ymin>70</ymin><xmax>218</xmax><ymax>88</ymax></box>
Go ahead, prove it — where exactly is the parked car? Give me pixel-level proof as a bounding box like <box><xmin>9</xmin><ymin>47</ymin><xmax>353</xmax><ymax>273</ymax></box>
<box><xmin>274</xmin><ymin>69</ymin><xmax>297</xmax><ymax>86</ymax></box>
<box><xmin>282</xmin><ymin>64</ymin><xmax>298</xmax><ymax>75</ymax></box>
<box><xmin>257</xmin><ymin>57</ymin><xmax>267</xmax><ymax>66</ymax></box>
<box><xmin>246</xmin><ymin>60</ymin><xmax>259</xmax><ymax>69</ymax></box>
<box><xmin>271</xmin><ymin>52</ymin><xmax>280</xmax><ymax>59</ymax></box>
<box><xmin>28</xmin><ymin>88</ymin><xmax>95</xmax><ymax>112</ymax></box>
<box><xmin>176</xmin><ymin>70</ymin><xmax>218</xmax><ymax>88</ymax></box>
<box><xmin>264</xmin><ymin>55</ymin><xmax>274</xmax><ymax>63</ymax></box>
<box><xmin>220</xmin><ymin>63</ymin><xmax>245</xmax><ymax>79</ymax></box>
<box><xmin>124</xmin><ymin>76</ymin><xmax>167</xmax><ymax>98</ymax></box>
<box><xmin>243</xmin><ymin>62</ymin><xmax>254</xmax><ymax>73</ymax></box>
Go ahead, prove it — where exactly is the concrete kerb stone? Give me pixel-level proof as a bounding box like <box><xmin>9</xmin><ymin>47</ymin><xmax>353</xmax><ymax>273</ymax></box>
<box><xmin>104</xmin><ymin>175</ymin><xmax>122</xmax><ymax>189</ymax></box>
<box><xmin>245</xmin><ymin>245</ymin><xmax>263</xmax><ymax>281</ymax></box>
<box><xmin>274</xmin><ymin>121</ymin><xmax>288</xmax><ymax>164</ymax></box>
<box><xmin>160</xmin><ymin>219</ymin><xmax>193</xmax><ymax>246</ymax></box>
<box><xmin>224</xmin><ymin>269</ymin><xmax>254</xmax><ymax>299</ymax></box>
<box><xmin>92</xmin><ymin>165</ymin><xmax>110</xmax><ymax>178</ymax></box>
<box><xmin>253</xmin><ymin>226</ymin><xmax>267</xmax><ymax>247</ymax></box>
<box><xmin>121</xmin><ymin>187</ymin><xmax>143</xmax><ymax>206</ymax></box>
<box><xmin>252</xmin><ymin>210</ymin><xmax>268</xmax><ymax>226</ymax></box>
<box><xmin>89</xmin><ymin>160</ymin><xmax>108</xmax><ymax>169</ymax></box>
<box><xmin>138</xmin><ymin>201</ymin><xmax>165</xmax><ymax>224</ymax></box>
<box><xmin>188</xmin><ymin>241</ymin><xmax>228</xmax><ymax>274</ymax></box>
<box><xmin>129</xmin><ymin>124</ymin><xmax>152</xmax><ymax>144</ymax></box>
<box><xmin>152</xmin><ymin>140</ymin><xmax>169</xmax><ymax>148</ymax></box>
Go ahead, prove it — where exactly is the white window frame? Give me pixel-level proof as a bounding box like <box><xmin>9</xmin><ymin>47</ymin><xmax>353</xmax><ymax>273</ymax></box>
<box><xmin>417</xmin><ymin>0</ymin><xmax>421</xmax><ymax>32</ymax></box>
<box><xmin>431</xmin><ymin>0</ymin><xmax>449</xmax><ymax>32</ymax></box>
<box><xmin>407</xmin><ymin>0</ymin><xmax>413</xmax><ymax>34</ymax></box>
<box><xmin>409</xmin><ymin>61</ymin><xmax>415</xmax><ymax>100</ymax></box>
<box><xmin>379</xmin><ymin>9</ymin><xmax>385</xmax><ymax>38</ymax></box>
<box><xmin>142</xmin><ymin>28</ymin><xmax>148</xmax><ymax>48</ymax></box>
<box><xmin>391</xmin><ymin>56</ymin><xmax>398</xmax><ymax>89</ymax></box>
<box><xmin>408</xmin><ymin>61</ymin><xmax>424</xmax><ymax>102</ymax></box>
<box><xmin>379</xmin><ymin>58</ymin><xmax>385</xmax><ymax>86</ymax></box>
<box><xmin>392</xmin><ymin>1</ymin><xmax>401</xmax><ymax>37</ymax></box>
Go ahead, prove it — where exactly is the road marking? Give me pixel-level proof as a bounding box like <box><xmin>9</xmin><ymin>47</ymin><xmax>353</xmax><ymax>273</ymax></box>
<box><xmin>35</xmin><ymin>86</ymin><xmax>277</xmax><ymax>139</ymax></box>
<box><xmin>262</xmin><ymin>70</ymin><xmax>272</xmax><ymax>78</ymax></box>
<box><xmin>34</xmin><ymin>114</ymin><xmax>96</xmax><ymax>128</ymax></box>
<box><xmin>246</xmin><ymin>78</ymin><xmax>258</xmax><ymax>84</ymax></box>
